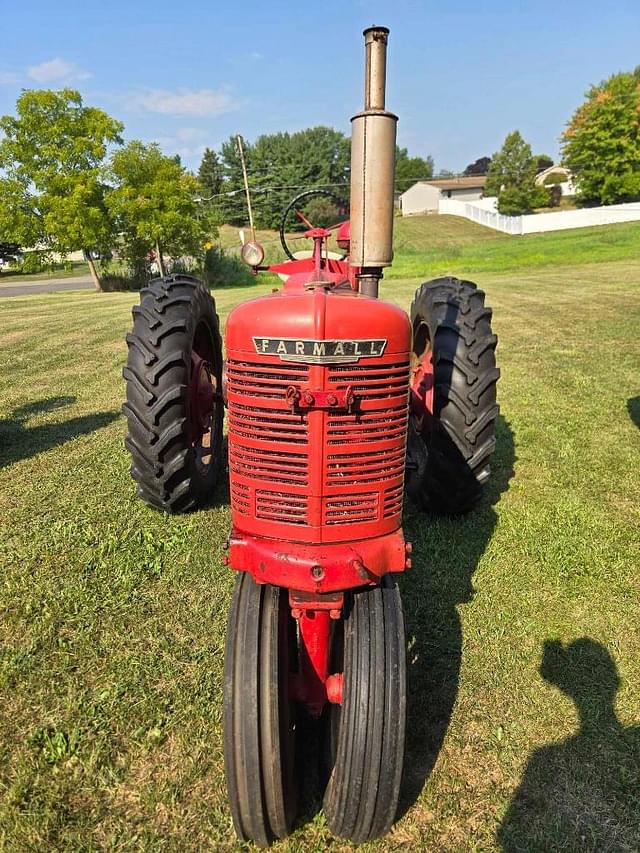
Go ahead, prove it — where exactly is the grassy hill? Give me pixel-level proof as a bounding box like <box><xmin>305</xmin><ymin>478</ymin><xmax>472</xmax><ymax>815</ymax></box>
<box><xmin>216</xmin><ymin>215</ymin><xmax>640</xmax><ymax>282</ymax></box>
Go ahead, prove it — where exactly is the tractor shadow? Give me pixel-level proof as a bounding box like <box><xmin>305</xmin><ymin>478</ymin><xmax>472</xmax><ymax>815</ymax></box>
<box><xmin>397</xmin><ymin>413</ymin><xmax>516</xmax><ymax>819</ymax></box>
<box><xmin>497</xmin><ymin>638</ymin><xmax>640</xmax><ymax>851</ymax></box>
<box><xmin>0</xmin><ymin>396</ymin><xmax>120</xmax><ymax>469</ymax></box>
<box><xmin>626</xmin><ymin>396</ymin><xmax>640</xmax><ymax>429</ymax></box>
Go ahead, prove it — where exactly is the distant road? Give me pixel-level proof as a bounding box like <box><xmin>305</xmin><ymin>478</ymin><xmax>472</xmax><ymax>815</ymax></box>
<box><xmin>0</xmin><ymin>275</ymin><xmax>94</xmax><ymax>297</ymax></box>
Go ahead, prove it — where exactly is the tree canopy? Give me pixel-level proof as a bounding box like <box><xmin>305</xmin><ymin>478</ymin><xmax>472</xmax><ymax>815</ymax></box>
<box><xmin>464</xmin><ymin>156</ymin><xmax>491</xmax><ymax>176</ymax></box>
<box><xmin>395</xmin><ymin>147</ymin><xmax>434</xmax><ymax>192</ymax></box>
<box><xmin>0</xmin><ymin>88</ymin><xmax>123</xmax><ymax>289</ymax></box>
<box><xmin>562</xmin><ymin>68</ymin><xmax>640</xmax><ymax>205</ymax></box>
<box><xmin>197</xmin><ymin>147</ymin><xmax>223</xmax><ymax>199</ymax></box>
<box><xmin>215</xmin><ymin>127</ymin><xmax>351</xmax><ymax>229</ymax></box>
<box><xmin>486</xmin><ymin>130</ymin><xmax>547</xmax><ymax>215</ymax></box>
<box><xmin>107</xmin><ymin>141</ymin><xmax>207</xmax><ymax>277</ymax></box>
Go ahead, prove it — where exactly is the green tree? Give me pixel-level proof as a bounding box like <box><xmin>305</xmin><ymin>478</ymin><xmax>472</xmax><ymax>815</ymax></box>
<box><xmin>196</xmin><ymin>147</ymin><xmax>224</xmax><ymax>230</ymax></box>
<box><xmin>218</xmin><ymin>127</ymin><xmax>351</xmax><ymax>229</ymax></box>
<box><xmin>107</xmin><ymin>141</ymin><xmax>207</xmax><ymax>278</ymax></box>
<box><xmin>197</xmin><ymin>147</ymin><xmax>223</xmax><ymax>199</ymax></box>
<box><xmin>486</xmin><ymin>131</ymin><xmax>547</xmax><ymax>215</ymax></box>
<box><xmin>0</xmin><ymin>88</ymin><xmax>123</xmax><ymax>290</ymax></box>
<box><xmin>535</xmin><ymin>154</ymin><xmax>554</xmax><ymax>173</ymax></box>
<box><xmin>395</xmin><ymin>146</ymin><xmax>434</xmax><ymax>192</ymax></box>
<box><xmin>562</xmin><ymin>68</ymin><xmax>640</xmax><ymax>205</ymax></box>
<box><xmin>464</xmin><ymin>156</ymin><xmax>491</xmax><ymax>176</ymax></box>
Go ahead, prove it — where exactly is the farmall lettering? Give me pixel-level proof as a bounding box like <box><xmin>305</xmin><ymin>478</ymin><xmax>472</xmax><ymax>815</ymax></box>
<box><xmin>252</xmin><ymin>336</ymin><xmax>387</xmax><ymax>363</ymax></box>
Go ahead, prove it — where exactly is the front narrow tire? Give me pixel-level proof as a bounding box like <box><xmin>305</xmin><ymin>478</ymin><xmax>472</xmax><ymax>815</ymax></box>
<box><xmin>224</xmin><ymin>575</ymin><xmax>298</xmax><ymax>847</ymax></box>
<box><xmin>323</xmin><ymin>576</ymin><xmax>406</xmax><ymax>843</ymax></box>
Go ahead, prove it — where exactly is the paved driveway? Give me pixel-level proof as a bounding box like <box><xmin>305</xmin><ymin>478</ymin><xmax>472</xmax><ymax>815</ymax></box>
<box><xmin>0</xmin><ymin>275</ymin><xmax>94</xmax><ymax>297</ymax></box>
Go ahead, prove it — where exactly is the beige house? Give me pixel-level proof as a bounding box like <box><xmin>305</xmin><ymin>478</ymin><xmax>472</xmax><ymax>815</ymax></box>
<box><xmin>400</xmin><ymin>176</ymin><xmax>487</xmax><ymax>215</ymax></box>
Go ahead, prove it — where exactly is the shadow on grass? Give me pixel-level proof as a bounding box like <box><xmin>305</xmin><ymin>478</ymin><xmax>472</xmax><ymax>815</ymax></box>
<box><xmin>498</xmin><ymin>638</ymin><xmax>640</xmax><ymax>851</ymax></box>
<box><xmin>398</xmin><ymin>414</ymin><xmax>516</xmax><ymax>818</ymax></box>
<box><xmin>0</xmin><ymin>396</ymin><xmax>120</xmax><ymax>468</ymax></box>
<box><xmin>627</xmin><ymin>396</ymin><xmax>640</xmax><ymax>429</ymax></box>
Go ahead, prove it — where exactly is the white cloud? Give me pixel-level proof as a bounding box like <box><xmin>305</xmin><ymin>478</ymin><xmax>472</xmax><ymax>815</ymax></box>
<box><xmin>27</xmin><ymin>58</ymin><xmax>91</xmax><ymax>84</ymax></box>
<box><xmin>154</xmin><ymin>127</ymin><xmax>211</xmax><ymax>164</ymax></box>
<box><xmin>125</xmin><ymin>88</ymin><xmax>237</xmax><ymax>117</ymax></box>
<box><xmin>0</xmin><ymin>71</ymin><xmax>20</xmax><ymax>85</ymax></box>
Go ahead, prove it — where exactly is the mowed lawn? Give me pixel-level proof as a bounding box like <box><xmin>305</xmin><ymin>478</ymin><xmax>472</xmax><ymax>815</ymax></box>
<box><xmin>1</xmin><ymin>239</ymin><xmax>639</xmax><ymax>850</ymax></box>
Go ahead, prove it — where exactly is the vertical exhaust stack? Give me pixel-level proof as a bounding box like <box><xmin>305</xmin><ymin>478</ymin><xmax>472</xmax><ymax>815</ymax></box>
<box><xmin>350</xmin><ymin>26</ymin><xmax>398</xmax><ymax>298</ymax></box>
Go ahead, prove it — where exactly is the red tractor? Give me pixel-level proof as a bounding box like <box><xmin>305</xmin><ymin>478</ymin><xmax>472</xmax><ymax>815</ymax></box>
<box><xmin>123</xmin><ymin>26</ymin><xmax>499</xmax><ymax>845</ymax></box>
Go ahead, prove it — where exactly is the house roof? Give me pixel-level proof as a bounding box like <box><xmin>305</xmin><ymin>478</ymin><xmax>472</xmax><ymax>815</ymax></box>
<box><xmin>535</xmin><ymin>165</ymin><xmax>572</xmax><ymax>186</ymax></box>
<box><xmin>424</xmin><ymin>176</ymin><xmax>488</xmax><ymax>191</ymax></box>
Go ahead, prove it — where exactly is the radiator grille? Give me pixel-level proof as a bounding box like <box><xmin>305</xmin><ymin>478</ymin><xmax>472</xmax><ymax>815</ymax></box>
<box><xmin>383</xmin><ymin>484</ymin><xmax>404</xmax><ymax>519</ymax></box>
<box><xmin>230</xmin><ymin>481</ymin><xmax>250</xmax><ymax>515</ymax></box>
<box><xmin>256</xmin><ymin>490</ymin><xmax>308</xmax><ymax>525</ymax></box>
<box><xmin>225</xmin><ymin>360</ymin><xmax>308</xmax><ymax>399</ymax></box>
<box><xmin>227</xmin><ymin>356</ymin><xmax>409</xmax><ymax>534</ymax></box>
<box><xmin>227</xmin><ymin>360</ymin><xmax>310</xmax><ymax>525</ymax></box>
<box><xmin>325</xmin><ymin>493</ymin><xmax>378</xmax><ymax>525</ymax></box>
<box><xmin>325</xmin><ymin>362</ymin><xmax>409</xmax><ymax>488</ymax></box>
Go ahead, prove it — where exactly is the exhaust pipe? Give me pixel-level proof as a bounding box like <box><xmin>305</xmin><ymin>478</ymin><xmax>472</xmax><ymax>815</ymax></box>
<box><xmin>350</xmin><ymin>26</ymin><xmax>397</xmax><ymax>298</ymax></box>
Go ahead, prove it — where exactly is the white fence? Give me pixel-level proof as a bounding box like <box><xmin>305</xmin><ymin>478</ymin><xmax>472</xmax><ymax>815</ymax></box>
<box><xmin>438</xmin><ymin>198</ymin><xmax>640</xmax><ymax>235</ymax></box>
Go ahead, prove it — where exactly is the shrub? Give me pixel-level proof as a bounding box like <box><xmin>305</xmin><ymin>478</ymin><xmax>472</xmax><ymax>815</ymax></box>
<box><xmin>20</xmin><ymin>252</ymin><xmax>47</xmax><ymax>274</ymax></box>
<box><xmin>203</xmin><ymin>247</ymin><xmax>254</xmax><ymax>287</ymax></box>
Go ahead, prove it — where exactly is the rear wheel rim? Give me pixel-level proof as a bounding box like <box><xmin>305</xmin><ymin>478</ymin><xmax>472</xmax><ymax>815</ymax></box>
<box><xmin>410</xmin><ymin>320</ymin><xmax>434</xmax><ymax>433</ymax></box>
<box><xmin>189</xmin><ymin>319</ymin><xmax>221</xmax><ymax>476</ymax></box>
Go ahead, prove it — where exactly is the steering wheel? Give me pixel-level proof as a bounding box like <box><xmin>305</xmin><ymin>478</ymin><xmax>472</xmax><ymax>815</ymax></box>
<box><xmin>279</xmin><ymin>188</ymin><xmax>348</xmax><ymax>261</ymax></box>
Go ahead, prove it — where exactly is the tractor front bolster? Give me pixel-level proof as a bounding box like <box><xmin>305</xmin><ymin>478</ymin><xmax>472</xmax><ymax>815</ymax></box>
<box><xmin>226</xmin><ymin>528</ymin><xmax>410</xmax><ymax>594</ymax></box>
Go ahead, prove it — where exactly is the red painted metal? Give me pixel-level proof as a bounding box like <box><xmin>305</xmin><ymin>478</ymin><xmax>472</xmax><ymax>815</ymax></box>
<box><xmin>225</xmin><ymin>218</ymin><xmax>411</xmax><ymax>715</ymax></box>
<box><xmin>336</xmin><ymin>220</ymin><xmax>351</xmax><ymax>250</ymax></box>
<box><xmin>226</xmin><ymin>287</ymin><xmax>410</xmax><ymax>548</ymax></box>
<box><xmin>296</xmin><ymin>609</ymin><xmax>332</xmax><ymax>717</ymax></box>
<box><xmin>229</xmin><ymin>528</ymin><xmax>407</xmax><ymax>593</ymax></box>
<box><xmin>286</xmin><ymin>385</ymin><xmax>355</xmax><ymax>412</ymax></box>
<box><xmin>409</xmin><ymin>346</ymin><xmax>434</xmax><ymax>429</ymax></box>
<box><xmin>326</xmin><ymin>673</ymin><xmax>344</xmax><ymax>705</ymax></box>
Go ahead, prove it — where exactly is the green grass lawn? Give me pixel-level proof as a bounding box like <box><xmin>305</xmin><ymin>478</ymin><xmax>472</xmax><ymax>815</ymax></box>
<box><xmin>388</xmin><ymin>216</ymin><xmax>640</xmax><ymax>279</ymax></box>
<box><xmin>1</xmin><ymin>251</ymin><xmax>639</xmax><ymax>850</ymax></box>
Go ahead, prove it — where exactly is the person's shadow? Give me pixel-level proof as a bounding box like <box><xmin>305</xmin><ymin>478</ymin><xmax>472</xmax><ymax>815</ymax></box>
<box><xmin>397</xmin><ymin>413</ymin><xmax>516</xmax><ymax>815</ymax></box>
<box><xmin>498</xmin><ymin>638</ymin><xmax>640</xmax><ymax>852</ymax></box>
<box><xmin>627</xmin><ymin>396</ymin><xmax>640</xmax><ymax>429</ymax></box>
<box><xmin>0</xmin><ymin>397</ymin><xmax>120</xmax><ymax>468</ymax></box>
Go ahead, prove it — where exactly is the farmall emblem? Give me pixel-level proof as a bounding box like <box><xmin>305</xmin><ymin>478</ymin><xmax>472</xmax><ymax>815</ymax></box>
<box><xmin>253</xmin><ymin>337</ymin><xmax>387</xmax><ymax>364</ymax></box>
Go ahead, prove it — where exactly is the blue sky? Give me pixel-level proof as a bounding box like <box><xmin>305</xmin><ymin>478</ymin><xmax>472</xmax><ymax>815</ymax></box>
<box><xmin>1</xmin><ymin>0</ymin><xmax>638</xmax><ymax>173</ymax></box>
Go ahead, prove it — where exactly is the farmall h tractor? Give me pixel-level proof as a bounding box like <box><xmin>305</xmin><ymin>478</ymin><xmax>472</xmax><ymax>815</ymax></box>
<box><xmin>123</xmin><ymin>26</ymin><xmax>499</xmax><ymax>845</ymax></box>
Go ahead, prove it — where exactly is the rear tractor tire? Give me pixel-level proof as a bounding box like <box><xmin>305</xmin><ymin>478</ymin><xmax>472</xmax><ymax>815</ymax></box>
<box><xmin>123</xmin><ymin>274</ymin><xmax>224</xmax><ymax>513</ymax></box>
<box><xmin>406</xmin><ymin>276</ymin><xmax>500</xmax><ymax>514</ymax></box>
